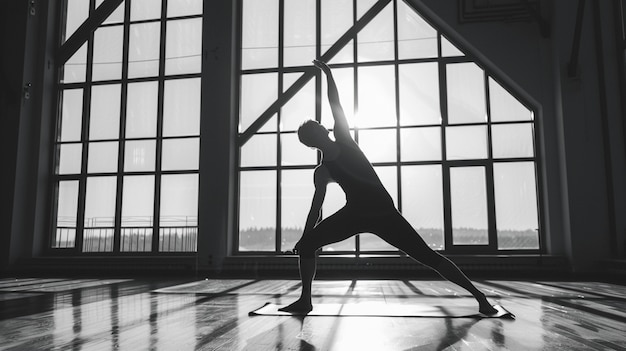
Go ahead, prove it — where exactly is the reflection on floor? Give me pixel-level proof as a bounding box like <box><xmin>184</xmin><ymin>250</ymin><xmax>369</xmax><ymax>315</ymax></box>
<box><xmin>0</xmin><ymin>277</ymin><xmax>625</xmax><ymax>350</ymax></box>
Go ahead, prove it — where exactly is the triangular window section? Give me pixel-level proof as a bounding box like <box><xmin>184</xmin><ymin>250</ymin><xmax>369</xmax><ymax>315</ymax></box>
<box><xmin>238</xmin><ymin>0</ymin><xmax>540</xmax><ymax>255</ymax></box>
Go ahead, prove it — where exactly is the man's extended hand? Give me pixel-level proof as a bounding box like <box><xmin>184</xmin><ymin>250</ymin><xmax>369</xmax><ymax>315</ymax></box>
<box><xmin>313</xmin><ymin>59</ymin><xmax>331</xmax><ymax>75</ymax></box>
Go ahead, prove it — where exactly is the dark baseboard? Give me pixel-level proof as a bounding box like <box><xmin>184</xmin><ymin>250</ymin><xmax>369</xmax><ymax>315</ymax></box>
<box><xmin>4</xmin><ymin>255</ymin><xmax>623</xmax><ymax>283</ymax></box>
<box><xmin>218</xmin><ymin>254</ymin><xmax>571</xmax><ymax>279</ymax></box>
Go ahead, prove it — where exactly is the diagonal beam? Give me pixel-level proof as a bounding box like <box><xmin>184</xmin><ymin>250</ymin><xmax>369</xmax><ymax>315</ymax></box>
<box><xmin>239</xmin><ymin>0</ymin><xmax>392</xmax><ymax>145</ymax></box>
<box><xmin>57</xmin><ymin>0</ymin><xmax>124</xmax><ymax>65</ymax></box>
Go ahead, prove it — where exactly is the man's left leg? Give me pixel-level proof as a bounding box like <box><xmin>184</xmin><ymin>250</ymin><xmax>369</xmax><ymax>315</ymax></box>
<box><xmin>280</xmin><ymin>207</ymin><xmax>361</xmax><ymax>313</ymax></box>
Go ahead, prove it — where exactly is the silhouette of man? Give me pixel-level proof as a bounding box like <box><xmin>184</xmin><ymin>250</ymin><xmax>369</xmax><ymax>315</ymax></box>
<box><xmin>280</xmin><ymin>60</ymin><xmax>498</xmax><ymax>315</ymax></box>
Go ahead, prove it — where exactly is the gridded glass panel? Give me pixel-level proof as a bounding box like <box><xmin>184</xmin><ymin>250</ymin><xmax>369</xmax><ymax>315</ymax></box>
<box><xmin>167</xmin><ymin>0</ymin><xmax>203</xmax><ymax>18</ymax></box>
<box><xmin>126</xmin><ymin>82</ymin><xmax>158</xmax><ymax>138</ymax></box>
<box><xmin>281</xmin><ymin>75</ymin><xmax>315</xmax><ymax>131</ymax></box>
<box><xmin>54</xmin><ymin>180</ymin><xmax>79</xmax><ymax>248</ymax></box>
<box><xmin>160</xmin><ymin>174</ymin><xmax>198</xmax><ymax>252</ymax></box>
<box><xmin>234</xmin><ymin>0</ymin><xmax>541</xmax><ymax>255</ymax></box>
<box><xmin>131</xmin><ymin>0</ymin><xmax>161</xmax><ymax>21</ymax></box>
<box><xmin>241</xmin><ymin>134</ymin><xmax>277</xmax><ymax>167</ymax></box>
<box><xmin>358</xmin><ymin>2</ymin><xmax>394</xmax><ymax>62</ymax></box>
<box><xmin>446</xmin><ymin>125</ymin><xmax>487</xmax><ymax>160</ymax></box>
<box><xmin>165</xmin><ymin>18</ymin><xmax>202</xmax><ymax>75</ymax></box>
<box><xmin>322</xmin><ymin>182</ymin><xmax>354</xmax><ymax>252</ymax></box>
<box><xmin>494</xmin><ymin>162</ymin><xmax>539</xmax><ymax>249</ymax></box>
<box><xmin>96</xmin><ymin>0</ymin><xmax>125</xmax><ymax>25</ymax></box>
<box><xmin>357</xmin><ymin>0</ymin><xmax>378</xmax><ymax>18</ymax></box>
<box><xmin>357</xmin><ymin>65</ymin><xmax>396</xmax><ymax>128</ymax></box>
<box><xmin>60</xmin><ymin>89</ymin><xmax>83</xmax><ymax>141</ymax></box>
<box><xmin>358</xmin><ymin>128</ymin><xmax>397</xmax><ymax>163</ymax></box>
<box><xmin>321</xmin><ymin>182</ymin><xmax>345</xmax><ymax>219</ymax></box>
<box><xmin>321</xmin><ymin>68</ymin><xmax>355</xmax><ymax>129</ymax></box>
<box><xmin>241</xmin><ymin>0</ymin><xmax>278</xmax><ymax>70</ymax></box>
<box><xmin>492</xmin><ymin>123</ymin><xmax>534</xmax><ymax>159</ymax></box>
<box><xmin>64</xmin><ymin>0</ymin><xmax>89</xmax><ymax>42</ymax></box>
<box><xmin>400</xmin><ymin>127</ymin><xmax>441</xmax><ymax>162</ymax></box>
<box><xmin>83</xmin><ymin>176</ymin><xmax>117</xmax><ymax>252</ymax></box>
<box><xmin>447</xmin><ymin>62</ymin><xmax>486</xmax><ymax>124</ymax></box>
<box><xmin>88</xmin><ymin>141</ymin><xmax>119</xmax><ymax>173</ymax></box>
<box><xmin>281</xmin><ymin>133</ymin><xmax>318</xmax><ymax>166</ymax></box>
<box><xmin>239</xmin><ymin>171</ymin><xmax>276</xmax><ymax>251</ymax></box>
<box><xmin>321</xmin><ymin>0</ymin><xmax>353</xmax><ymax>64</ymax></box>
<box><xmin>128</xmin><ymin>22</ymin><xmax>161</xmax><ymax>79</ymax></box>
<box><xmin>92</xmin><ymin>25</ymin><xmax>123</xmax><ymax>81</ymax></box>
<box><xmin>441</xmin><ymin>36</ymin><xmax>464</xmax><ymax>57</ymax></box>
<box><xmin>58</xmin><ymin>144</ymin><xmax>82</xmax><ymax>174</ymax></box>
<box><xmin>284</xmin><ymin>0</ymin><xmax>316</xmax><ymax>67</ymax></box>
<box><xmin>489</xmin><ymin>78</ymin><xmax>533</xmax><ymax>122</ymax></box>
<box><xmin>324</xmin><ymin>236</ymin><xmax>356</xmax><ymax>252</ymax></box>
<box><xmin>62</xmin><ymin>44</ymin><xmax>87</xmax><ymax>83</ymax></box>
<box><xmin>240</xmin><ymin>73</ymin><xmax>278</xmax><ymax>132</ymax></box>
<box><xmin>54</xmin><ymin>0</ymin><xmax>204</xmax><ymax>254</ymax></box>
<box><xmin>121</xmin><ymin>175</ymin><xmax>154</xmax><ymax>252</ymax></box>
<box><xmin>124</xmin><ymin>140</ymin><xmax>156</xmax><ymax>172</ymax></box>
<box><xmin>281</xmin><ymin>170</ymin><xmax>314</xmax><ymax>251</ymax></box>
<box><xmin>396</xmin><ymin>0</ymin><xmax>437</xmax><ymax>59</ymax></box>
<box><xmin>330</xmin><ymin>41</ymin><xmax>356</xmax><ymax>65</ymax></box>
<box><xmin>262</xmin><ymin>114</ymin><xmax>279</xmax><ymax>133</ymax></box>
<box><xmin>450</xmin><ymin>167</ymin><xmax>488</xmax><ymax>245</ymax></box>
<box><xmin>401</xmin><ymin>165</ymin><xmax>444</xmax><ymax>250</ymax></box>
<box><xmin>283</xmin><ymin>73</ymin><xmax>302</xmax><ymax>93</ymax></box>
<box><xmin>90</xmin><ymin>84</ymin><xmax>121</xmax><ymax>140</ymax></box>
<box><xmin>163</xmin><ymin>78</ymin><xmax>200</xmax><ymax>136</ymax></box>
<box><xmin>162</xmin><ymin>138</ymin><xmax>200</xmax><ymax>170</ymax></box>
<box><xmin>399</xmin><ymin>63</ymin><xmax>440</xmax><ymax>126</ymax></box>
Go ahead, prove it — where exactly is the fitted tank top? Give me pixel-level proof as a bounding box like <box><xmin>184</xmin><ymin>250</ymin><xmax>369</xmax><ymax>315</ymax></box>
<box><xmin>322</xmin><ymin>142</ymin><xmax>395</xmax><ymax>209</ymax></box>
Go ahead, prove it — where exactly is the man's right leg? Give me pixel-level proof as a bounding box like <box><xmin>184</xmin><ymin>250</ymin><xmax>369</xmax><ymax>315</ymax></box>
<box><xmin>279</xmin><ymin>207</ymin><xmax>360</xmax><ymax>313</ymax></box>
<box><xmin>376</xmin><ymin>212</ymin><xmax>497</xmax><ymax>314</ymax></box>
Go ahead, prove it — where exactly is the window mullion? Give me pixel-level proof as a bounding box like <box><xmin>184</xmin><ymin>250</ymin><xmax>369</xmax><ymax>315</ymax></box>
<box><xmin>392</xmin><ymin>0</ymin><xmax>403</xmax><ymax>256</ymax></box>
<box><xmin>353</xmin><ymin>0</ymin><xmax>362</xmax><ymax>256</ymax></box>
<box><xmin>276</xmin><ymin>0</ymin><xmax>285</xmax><ymax>253</ymax></box>
<box><xmin>152</xmin><ymin>0</ymin><xmax>169</xmax><ymax>253</ymax></box>
<box><xmin>113</xmin><ymin>0</ymin><xmax>131</xmax><ymax>253</ymax></box>
<box><xmin>485</xmin><ymin>70</ymin><xmax>498</xmax><ymax>251</ymax></box>
<box><xmin>392</xmin><ymin>0</ymin><xmax>401</xmax><ymax>214</ymax></box>
<box><xmin>76</xmin><ymin>0</ymin><xmax>98</xmax><ymax>253</ymax></box>
<box><xmin>438</xmin><ymin>34</ymin><xmax>454</xmax><ymax>254</ymax></box>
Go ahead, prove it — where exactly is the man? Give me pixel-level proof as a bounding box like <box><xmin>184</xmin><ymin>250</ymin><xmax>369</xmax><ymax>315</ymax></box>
<box><xmin>280</xmin><ymin>59</ymin><xmax>497</xmax><ymax>315</ymax></box>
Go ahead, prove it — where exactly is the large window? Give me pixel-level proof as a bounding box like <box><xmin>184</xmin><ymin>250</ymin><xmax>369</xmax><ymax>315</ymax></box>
<box><xmin>52</xmin><ymin>0</ymin><xmax>202</xmax><ymax>253</ymax></box>
<box><xmin>237</xmin><ymin>0</ymin><xmax>540</xmax><ymax>255</ymax></box>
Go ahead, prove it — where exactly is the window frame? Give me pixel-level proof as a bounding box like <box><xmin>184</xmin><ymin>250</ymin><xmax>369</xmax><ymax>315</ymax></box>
<box><xmin>50</xmin><ymin>0</ymin><xmax>203</xmax><ymax>255</ymax></box>
<box><xmin>235</xmin><ymin>0</ymin><xmax>544</xmax><ymax>256</ymax></box>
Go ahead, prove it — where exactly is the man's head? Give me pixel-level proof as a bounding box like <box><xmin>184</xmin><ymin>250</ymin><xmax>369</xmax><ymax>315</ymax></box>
<box><xmin>297</xmin><ymin>120</ymin><xmax>330</xmax><ymax>148</ymax></box>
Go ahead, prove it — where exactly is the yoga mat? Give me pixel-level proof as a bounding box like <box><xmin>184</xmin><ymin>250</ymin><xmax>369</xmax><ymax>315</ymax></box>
<box><xmin>249</xmin><ymin>302</ymin><xmax>515</xmax><ymax>319</ymax></box>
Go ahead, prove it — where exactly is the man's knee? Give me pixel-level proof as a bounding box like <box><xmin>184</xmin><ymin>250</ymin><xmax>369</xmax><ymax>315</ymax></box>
<box><xmin>294</xmin><ymin>238</ymin><xmax>317</xmax><ymax>258</ymax></box>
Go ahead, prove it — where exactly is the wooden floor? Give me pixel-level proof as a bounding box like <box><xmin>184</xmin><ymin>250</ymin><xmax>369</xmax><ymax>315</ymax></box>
<box><xmin>0</xmin><ymin>277</ymin><xmax>625</xmax><ymax>350</ymax></box>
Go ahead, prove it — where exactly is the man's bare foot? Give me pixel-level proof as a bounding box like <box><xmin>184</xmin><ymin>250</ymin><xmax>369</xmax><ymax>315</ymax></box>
<box><xmin>479</xmin><ymin>303</ymin><xmax>498</xmax><ymax>315</ymax></box>
<box><xmin>477</xmin><ymin>294</ymin><xmax>498</xmax><ymax>315</ymax></box>
<box><xmin>278</xmin><ymin>299</ymin><xmax>313</xmax><ymax>314</ymax></box>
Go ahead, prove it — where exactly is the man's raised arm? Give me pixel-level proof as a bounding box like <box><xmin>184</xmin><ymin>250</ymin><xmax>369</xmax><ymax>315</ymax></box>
<box><xmin>313</xmin><ymin>59</ymin><xmax>352</xmax><ymax>143</ymax></box>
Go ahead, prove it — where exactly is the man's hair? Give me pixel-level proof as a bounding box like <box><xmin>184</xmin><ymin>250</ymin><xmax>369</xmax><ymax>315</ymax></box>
<box><xmin>297</xmin><ymin>120</ymin><xmax>324</xmax><ymax>147</ymax></box>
